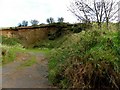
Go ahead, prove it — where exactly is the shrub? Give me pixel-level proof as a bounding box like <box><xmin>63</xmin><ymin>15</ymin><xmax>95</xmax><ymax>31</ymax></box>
<box><xmin>47</xmin><ymin>23</ymin><xmax>68</xmax><ymax>40</ymax></box>
<box><xmin>2</xmin><ymin>46</ymin><xmax>19</xmax><ymax>64</ymax></box>
<box><xmin>1</xmin><ymin>36</ymin><xmax>20</xmax><ymax>46</ymax></box>
<box><xmin>58</xmin><ymin>17</ymin><xmax>64</xmax><ymax>23</ymax></box>
<box><xmin>70</xmin><ymin>23</ymin><xmax>92</xmax><ymax>33</ymax></box>
<box><xmin>30</xmin><ymin>19</ymin><xmax>39</xmax><ymax>26</ymax></box>
<box><xmin>35</xmin><ymin>35</ymin><xmax>68</xmax><ymax>49</ymax></box>
<box><xmin>48</xmin><ymin>28</ymin><xmax>120</xmax><ymax>89</ymax></box>
<box><xmin>46</xmin><ymin>17</ymin><xmax>55</xmax><ymax>24</ymax></box>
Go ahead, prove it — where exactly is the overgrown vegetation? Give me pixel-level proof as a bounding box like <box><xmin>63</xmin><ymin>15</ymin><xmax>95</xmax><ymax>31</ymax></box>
<box><xmin>48</xmin><ymin>24</ymin><xmax>120</xmax><ymax>89</ymax></box>
<box><xmin>1</xmin><ymin>36</ymin><xmax>20</xmax><ymax>46</ymax></box>
<box><xmin>33</xmin><ymin>23</ymin><xmax>91</xmax><ymax>48</ymax></box>
<box><xmin>1</xmin><ymin>42</ymin><xmax>50</xmax><ymax>65</ymax></box>
<box><xmin>34</xmin><ymin>35</ymin><xmax>68</xmax><ymax>49</ymax></box>
<box><xmin>1</xmin><ymin>45</ymin><xmax>24</xmax><ymax>64</ymax></box>
<box><xmin>1</xmin><ymin>21</ymin><xmax>120</xmax><ymax>89</ymax></box>
<box><xmin>19</xmin><ymin>56</ymin><xmax>36</xmax><ymax>67</ymax></box>
<box><xmin>1</xmin><ymin>36</ymin><xmax>23</xmax><ymax>64</ymax></box>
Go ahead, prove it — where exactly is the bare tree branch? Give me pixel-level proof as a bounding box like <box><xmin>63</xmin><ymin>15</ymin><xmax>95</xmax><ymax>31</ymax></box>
<box><xmin>68</xmin><ymin>0</ymin><xmax>120</xmax><ymax>29</ymax></box>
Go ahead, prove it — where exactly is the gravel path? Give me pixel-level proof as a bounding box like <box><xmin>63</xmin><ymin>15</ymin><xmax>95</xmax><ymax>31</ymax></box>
<box><xmin>2</xmin><ymin>52</ymin><xmax>52</xmax><ymax>88</ymax></box>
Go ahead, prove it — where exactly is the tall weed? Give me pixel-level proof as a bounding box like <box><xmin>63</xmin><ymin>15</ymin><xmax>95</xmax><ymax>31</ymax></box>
<box><xmin>48</xmin><ymin>26</ymin><xmax>120</xmax><ymax>88</ymax></box>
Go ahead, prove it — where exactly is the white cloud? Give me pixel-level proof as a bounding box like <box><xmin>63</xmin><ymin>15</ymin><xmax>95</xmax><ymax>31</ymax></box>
<box><xmin>0</xmin><ymin>0</ymin><xmax>77</xmax><ymax>27</ymax></box>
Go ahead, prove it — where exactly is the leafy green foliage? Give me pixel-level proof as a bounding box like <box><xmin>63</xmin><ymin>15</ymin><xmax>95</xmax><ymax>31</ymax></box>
<box><xmin>48</xmin><ymin>23</ymin><xmax>66</xmax><ymax>40</ymax></box>
<box><xmin>48</xmin><ymin>27</ymin><xmax>120</xmax><ymax>88</ymax></box>
<box><xmin>1</xmin><ymin>45</ymin><xmax>50</xmax><ymax>65</ymax></box>
<box><xmin>2</xmin><ymin>45</ymin><xmax>23</xmax><ymax>64</ymax></box>
<box><xmin>19</xmin><ymin>57</ymin><xmax>36</xmax><ymax>67</ymax></box>
<box><xmin>70</xmin><ymin>23</ymin><xmax>92</xmax><ymax>33</ymax></box>
<box><xmin>1</xmin><ymin>36</ymin><xmax>20</xmax><ymax>46</ymax></box>
<box><xmin>35</xmin><ymin>34</ymin><xmax>68</xmax><ymax>49</ymax></box>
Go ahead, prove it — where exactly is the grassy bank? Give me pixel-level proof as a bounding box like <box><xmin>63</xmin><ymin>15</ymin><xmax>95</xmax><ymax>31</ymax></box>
<box><xmin>48</xmin><ymin>26</ymin><xmax>120</xmax><ymax>89</ymax></box>
<box><xmin>1</xmin><ymin>44</ymin><xmax>50</xmax><ymax>65</ymax></box>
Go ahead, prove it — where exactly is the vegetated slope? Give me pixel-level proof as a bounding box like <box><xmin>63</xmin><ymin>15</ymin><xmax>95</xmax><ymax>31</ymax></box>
<box><xmin>48</xmin><ymin>27</ymin><xmax>120</xmax><ymax>89</ymax></box>
<box><xmin>1</xmin><ymin>36</ymin><xmax>20</xmax><ymax>46</ymax></box>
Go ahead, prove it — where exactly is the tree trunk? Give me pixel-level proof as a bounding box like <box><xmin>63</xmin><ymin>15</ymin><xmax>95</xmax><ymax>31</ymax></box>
<box><xmin>106</xmin><ymin>17</ymin><xmax>109</xmax><ymax>30</ymax></box>
<box><xmin>97</xmin><ymin>22</ymin><xmax>102</xmax><ymax>29</ymax></box>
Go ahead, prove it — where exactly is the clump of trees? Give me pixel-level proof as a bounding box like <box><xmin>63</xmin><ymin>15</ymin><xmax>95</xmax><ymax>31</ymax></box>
<box><xmin>46</xmin><ymin>17</ymin><xmax>55</xmax><ymax>24</ymax></box>
<box><xmin>18</xmin><ymin>20</ymin><xmax>28</xmax><ymax>27</ymax></box>
<box><xmin>17</xmin><ymin>17</ymin><xmax>65</xmax><ymax>27</ymax></box>
<box><xmin>18</xmin><ymin>19</ymin><xmax>39</xmax><ymax>27</ymax></box>
<box><xmin>46</xmin><ymin>17</ymin><xmax>66</xmax><ymax>40</ymax></box>
<box><xmin>30</xmin><ymin>19</ymin><xmax>39</xmax><ymax>26</ymax></box>
<box><xmin>58</xmin><ymin>17</ymin><xmax>64</xmax><ymax>23</ymax></box>
<box><xmin>68</xmin><ymin>0</ymin><xmax>120</xmax><ymax>29</ymax></box>
<box><xmin>46</xmin><ymin>17</ymin><xmax>64</xmax><ymax>24</ymax></box>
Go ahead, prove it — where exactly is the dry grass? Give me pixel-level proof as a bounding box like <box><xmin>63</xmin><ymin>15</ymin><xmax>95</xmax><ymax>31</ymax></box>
<box><xmin>64</xmin><ymin>56</ymin><xmax>120</xmax><ymax>88</ymax></box>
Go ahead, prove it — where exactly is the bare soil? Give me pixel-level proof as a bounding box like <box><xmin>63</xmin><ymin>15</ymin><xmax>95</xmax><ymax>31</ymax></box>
<box><xmin>2</xmin><ymin>52</ymin><xmax>52</xmax><ymax>88</ymax></box>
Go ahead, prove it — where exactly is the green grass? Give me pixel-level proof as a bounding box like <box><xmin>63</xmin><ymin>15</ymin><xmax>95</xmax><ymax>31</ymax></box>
<box><xmin>1</xmin><ymin>45</ymin><xmax>23</xmax><ymax>64</ymax></box>
<box><xmin>1</xmin><ymin>23</ymin><xmax>119</xmax><ymax>88</ymax></box>
<box><xmin>48</xmin><ymin>25</ymin><xmax>120</xmax><ymax>88</ymax></box>
<box><xmin>25</xmin><ymin>48</ymin><xmax>50</xmax><ymax>55</ymax></box>
<box><xmin>1</xmin><ymin>36</ymin><xmax>20</xmax><ymax>46</ymax></box>
<box><xmin>1</xmin><ymin>44</ymin><xmax>51</xmax><ymax>65</ymax></box>
<box><xmin>17</xmin><ymin>56</ymin><xmax>37</xmax><ymax>69</ymax></box>
<box><xmin>34</xmin><ymin>34</ymin><xmax>69</xmax><ymax>49</ymax></box>
<box><xmin>20</xmin><ymin>57</ymin><xmax>36</xmax><ymax>67</ymax></box>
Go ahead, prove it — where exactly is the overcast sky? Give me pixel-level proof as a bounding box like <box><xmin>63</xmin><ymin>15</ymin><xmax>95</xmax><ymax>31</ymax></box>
<box><xmin>0</xmin><ymin>0</ymin><xmax>78</xmax><ymax>27</ymax></box>
<box><xmin>0</xmin><ymin>0</ymin><xmax>119</xmax><ymax>27</ymax></box>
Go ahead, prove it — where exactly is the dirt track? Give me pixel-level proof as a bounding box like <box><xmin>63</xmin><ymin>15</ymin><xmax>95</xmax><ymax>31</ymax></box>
<box><xmin>2</xmin><ymin>52</ymin><xmax>51</xmax><ymax>88</ymax></box>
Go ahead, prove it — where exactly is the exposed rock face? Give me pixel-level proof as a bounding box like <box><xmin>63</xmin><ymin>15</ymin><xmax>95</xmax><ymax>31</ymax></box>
<box><xmin>0</xmin><ymin>26</ymin><xmax>57</xmax><ymax>38</ymax></box>
<box><xmin>0</xmin><ymin>26</ymin><xmax>57</xmax><ymax>47</ymax></box>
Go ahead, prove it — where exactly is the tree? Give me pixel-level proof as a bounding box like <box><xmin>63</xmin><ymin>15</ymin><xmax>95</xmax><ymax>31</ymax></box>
<box><xmin>22</xmin><ymin>20</ymin><xmax>28</xmax><ymax>26</ymax></box>
<box><xmin>68</xmin><ymin>0</ymin><xmax>120</xmax><ymax>29</ymax></box>
<box><xmin>102</xmin><ymin>0</ymin><xmax>120</xmax><ymax>29</ymax></box>
<box><xmin>46</xmin><ymin>17</ymin><xmax>55</xmax><ymax>24</ymax></box>
<box><xmin>18</xmin><ymin>20</ymin><xmax>28</xmax><ymax>27</ymax></box>
<box><xmin>46</xmin><ymin>18</ymin><xmax>50</xmax><ymax>24</ymax></box>
<box><xmin>58</xmin><ymin>17</ymin><xmax>64</xmax><ymax>23</ymax></box>
<box><xmin>18</xmin><ymin>23</ymin><xmax>22</xmax><ymax>27</ymax></box>
<box><xmin>30</xmin><ymin>19</ymin><xmax>39</xmax><ymax>26</ymax></box>
<box><xmin>119</xmin><ymin>1</ymin><xmax>120</xmax><ymax>23</ymax></box>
